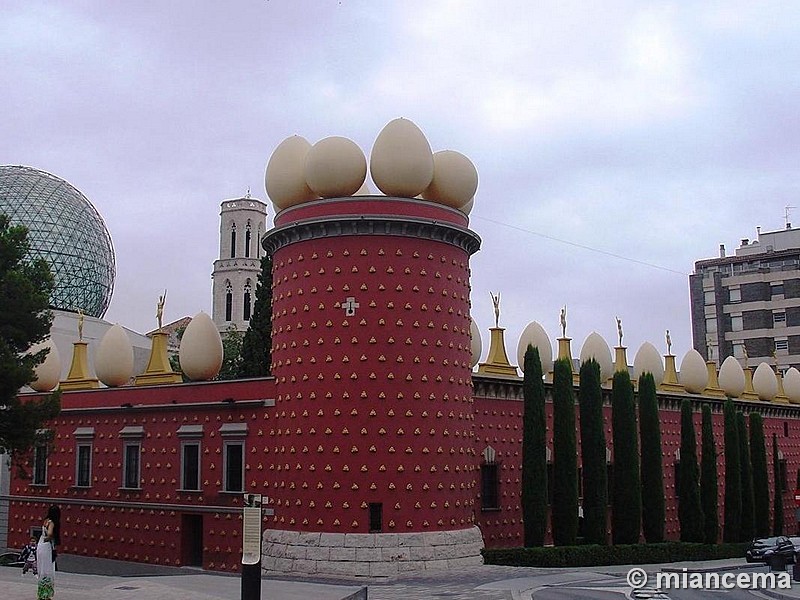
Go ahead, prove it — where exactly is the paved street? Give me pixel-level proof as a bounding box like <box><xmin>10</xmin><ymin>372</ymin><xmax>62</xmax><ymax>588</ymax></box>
<box><xmin>1</xmin><ymin>554</ymin><xmax>799</xmax><ymax>600</ymax></box>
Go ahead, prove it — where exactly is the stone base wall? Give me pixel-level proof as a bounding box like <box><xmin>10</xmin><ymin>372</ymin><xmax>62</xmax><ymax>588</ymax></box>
<box><xmin>262</xmin><ymin>526</ymin><xmax>484</xmax><ymax>578</ymax></box>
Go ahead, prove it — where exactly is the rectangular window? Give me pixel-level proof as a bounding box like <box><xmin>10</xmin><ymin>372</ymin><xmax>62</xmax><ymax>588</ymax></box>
<box><xmin>704</xmin><ymin>291</ymin><xmax>716</xmax><ymax>305</ymax></box>
<box><xmin>731</xmin><ymin>315</ymin><xmax>743</xmax><ymax>332</ymax></box>
<box><xmin>224</xmin><ymin>442</ymin><xmax>244</xmax><ymax>492</ymax></box>
<box><xmin>181</xmin><ymin>442</ymin><xmax>201</xmax><ymax>491</ymax></box>
<box><xmin>774</xmin><ymin>312</ymin><xmax>787</xmax><ymax>326</ymax></box>
<box><xmin>729</xmin><ymin>288</ymin><xmax>741</xmax><ymax>303</ymax></box>
<box><xmin>776</xmin><ymin>339</ymin><xmax>789</xmax><ymax>352</ymax></box>
<box><xmin>123</xmin><ymin>443</ymin><xmax>141</xmax><ymax>489</ymax></box>
<box><xmin>772</xmin><ymin>283</ymin><xmax>785</xmax><ymax>297</ymax></box>
<box><xmin>705</xmin><ymin>318</ymin><xmax>718</xmax><ymax>333</ymax></box>
<box><xmin>76</xmin><ymin>444</ymin><xmax>92</xmax><ymax>487</ymax></box>
<box><xmin>480</xmin><ymin>463</ymin><xmax>499</xmax><ymax>510</ymax></box>
<box><xmin>32</xmin><ymin>444</ymin><xmax>48</xmax><ymax>486</ymax></box>
<box><xmin>368</xmin><ymin>503</ymin><xmax>383</xmax><ymax>533</ymax></box>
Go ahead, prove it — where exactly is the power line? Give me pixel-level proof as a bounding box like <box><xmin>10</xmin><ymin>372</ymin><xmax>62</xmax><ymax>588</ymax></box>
<box><xmin>474</xmin><ymin>215</ymin><xmax>689</xmax><ymax>276</ymax></box>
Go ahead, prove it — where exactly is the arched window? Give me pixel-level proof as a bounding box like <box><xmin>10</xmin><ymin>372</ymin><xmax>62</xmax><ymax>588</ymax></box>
<box><xmin>257</xmin><ymin>224</ymin><xmax>263</xmax><ymax>257</ymax></box>
<box><xmin>243</xmin><ymin>280</ymin><xmax>252</xmax><ymax>321</ymax></box>
<box><xmin>230</xmin><ymin>223</ymin><xmax>237</xmax><ymax>259</ymax></box>
<box><xmin>245</xmin><ymin>220</ymin><xmax>252</xmax><ymax>258</ymax></box>
<box><xmin>225</xmin><ymin>281</ymin><xmax>233</xmax><ymax>321</ymax></box>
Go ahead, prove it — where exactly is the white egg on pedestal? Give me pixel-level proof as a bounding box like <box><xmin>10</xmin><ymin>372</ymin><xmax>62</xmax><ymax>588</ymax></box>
<box><xmin>718</xmin><ymin>356</ymin><xmax>745</xmax><ymax>398</ymax></box>
<box><xmin>579</xmin><ymin>332</ymin><xmax>613</xmax><ymax>381</ymax></box>
<box><xmin>517</xmin><ymin>321</ymin><xmax>553</xmax><ymax>373</ymax></box>
<box><xmin>752</xmin><ymin>362</ymin><xmax>778</xmax><ymax>401</ymax></box>
<box><xmin>304</xmin><ymin>136</ymin><xmax>367</xmax><ymax>198</ymax></box>
<box><xmin>29</xmin><ymin>339</ymin><xmax>61</xmax><ymax>392</ymax></box>
<box><xmin>370</xmin><ymin>118</ymin><xmax>434</xmax><ymax>198</ymax></box>
<box><xmin>783</xmin><ymin>367</ymin><xmax>800</xmax><ymax>403</ymax></box>
<box><xmin>679</xmin><ymin>349</ymin><xmax>708</xmax><ymax>393</ymax></box>
<box><xmin>179</xmin><ymin>312</ymin><xmax>224</xmax><ymax>381</ymax></box>
<box><xmin>470</xmin><ymin>318</ymin><xmax>482</xmax><ymax>368</ymax></box>
<box><xmin>265</xmin><ymin>135</ymin><xmax>319</xmax><ymax>210</ymax></box>
<box><xmin>95</xmin><ymin>324</ymin><xmax>134</xmax><ymax>387</ymax></box>
<box><xmin>633</xmin><ymin>342</ymin><xmax>664</xmax><ymax>384</ymax></box>
<box><xmin>421</xmin><ymin>150</ymin><xmax>478</xmax><ymax>209</ymax></box>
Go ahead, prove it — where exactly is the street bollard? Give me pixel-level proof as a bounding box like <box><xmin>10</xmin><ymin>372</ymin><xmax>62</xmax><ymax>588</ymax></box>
<box><xmin>241</xmin><ymin>494</ymin><xmax>263</xmax><ymax>600</ymax></box>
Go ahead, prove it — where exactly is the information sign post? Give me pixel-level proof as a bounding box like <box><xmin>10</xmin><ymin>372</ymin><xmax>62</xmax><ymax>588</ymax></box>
<box><xmin>241</xmin><ymin>494</ymin><xmax>263</xmax><ymax>600</ymax></box>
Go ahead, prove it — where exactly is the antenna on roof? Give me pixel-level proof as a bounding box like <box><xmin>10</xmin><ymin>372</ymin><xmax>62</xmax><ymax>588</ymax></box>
<box><xmin>785</xmin><ymin>205</ymin><xmax>796</xmax><ymax>229</ymax></box>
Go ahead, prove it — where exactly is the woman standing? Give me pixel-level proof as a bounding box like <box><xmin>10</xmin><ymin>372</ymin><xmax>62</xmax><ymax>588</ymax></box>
<box><xmin>36</xmin><ymin>505</ymin><xmax>60</xmax><ymax>600</ymax></box>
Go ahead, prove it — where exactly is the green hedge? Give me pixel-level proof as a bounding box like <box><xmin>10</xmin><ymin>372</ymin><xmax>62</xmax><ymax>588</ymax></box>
<box><xmin>482</xmin><ymin>542</ymin><xmax>748</xmax><ymax>568</ymax></box>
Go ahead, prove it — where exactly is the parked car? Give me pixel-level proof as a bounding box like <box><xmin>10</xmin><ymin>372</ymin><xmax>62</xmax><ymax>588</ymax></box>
<box><xmin>746</xmin><ymin>536</ymin><xmax>788</xmax><ymax>563</ymax></box>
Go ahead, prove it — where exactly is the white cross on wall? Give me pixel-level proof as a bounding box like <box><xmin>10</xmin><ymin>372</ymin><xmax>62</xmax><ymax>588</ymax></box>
<box><xmin>342</xmin><ymin>296</ymin><xmax>360</xmax><ymax>317</ymax></box>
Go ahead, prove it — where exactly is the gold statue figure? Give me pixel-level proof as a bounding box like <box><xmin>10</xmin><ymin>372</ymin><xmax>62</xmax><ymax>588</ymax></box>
<box><xmin>666</xmin><ymin>329</ymin><xmax>672</xmax><ymax>355</ymax></box>
<box><xmin>157</xmin><ymin>290</ymin><xmax>167</xmax><ymax>330</ymax></box>
<box><xmin>560</xmin><ymin>305</ymin><xmax>567</xmax><ymax>338</ymax></box>
<box><xmin>77</xmin><ymin>309</ymin><xmax>84</xmax><ymax>341</ymax></box>
<box><xmin>615</xmin><ymin>316</ymin><xmax>623</xmax><ymax>347</ymax></box>
<box><xmin>743</xmin><ymin>344</ymin><xmax>749</xmax><ymax>369</ymax></box>
<box><xmin>490</xmin><ymin>292</ymin><xmax>501</xmax><ymax>328</ymax></box>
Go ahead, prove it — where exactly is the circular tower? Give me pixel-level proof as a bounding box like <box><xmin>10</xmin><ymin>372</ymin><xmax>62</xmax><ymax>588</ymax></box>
<box><xmin>262</xmin><ymin>196</ymin><xmax>483</xmax><ymax>576</ymax></box>
<box><xmin>211</xmin><ymin>196</ymin><xmax>268</xmax><ymax>333</ymax></box>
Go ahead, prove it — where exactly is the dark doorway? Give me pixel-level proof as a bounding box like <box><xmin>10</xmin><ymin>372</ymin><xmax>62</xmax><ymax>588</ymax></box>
<box><xmin>181</xmin><ymin>514</ymin><xmax>203</xmax><ymax>567</ymax></box>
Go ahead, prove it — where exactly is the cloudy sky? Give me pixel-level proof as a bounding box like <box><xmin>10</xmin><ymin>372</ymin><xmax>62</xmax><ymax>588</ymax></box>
<box><xmin>2</xmin><ymin>1</ymin><xmax>799</xmax><ymax>363</ymax></box>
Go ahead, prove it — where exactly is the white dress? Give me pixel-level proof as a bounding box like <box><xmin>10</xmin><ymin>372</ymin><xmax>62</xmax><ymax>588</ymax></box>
<box><xmin>36</xmin><ymin>525</ymin><xmax>55</xmax><ymax>600</ymax></box>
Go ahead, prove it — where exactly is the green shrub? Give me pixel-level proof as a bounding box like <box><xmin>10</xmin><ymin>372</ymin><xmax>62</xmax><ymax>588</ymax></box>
<box><xmin>482</xmin><ymin>542</ymin><xmax>749</xmax><ymax>568</ymax></box>
<box><xmin>522</xmin><ymin>345</ymin><xmax>548</xmax><ymax>547</ymax></box>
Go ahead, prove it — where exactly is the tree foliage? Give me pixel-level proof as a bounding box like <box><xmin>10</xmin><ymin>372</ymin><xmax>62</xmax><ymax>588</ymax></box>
<box><xmin>217</xmin><ymin>326</ymin><xmax>243</xmax><ymax>381</ymax></box>
<box><xmin>0</xmin><ymin>214</ymin><xmax>60</xmax><ymax>462</ymax></box>
<box><xmin>722</xmin><ymin>399</ymin><xmax>741</xmax><ymax>542</ymax></box>
<box><xmin>579</xmin><ymin>359</ymin><xmax>608</xmax><ymax>545</ymax></box>
<box><xmin>638</xmin><ymin>372</ymin><xmax>664</xmax><ymax>543</ymax></box>
<box><xmin>678</xmin><ymin>400</ymin><xmax>703</xmax><ymax>542</ymax></box>
<box><xmin>700</xmin><ymin>405</ymin><xmax>719</xmax><ymax>544</ymax></box>
<box><xmin>736</xmin><ymin>412</ymin><xmax>755</xmax><ymax>542</ymax></box>
<box><xmin>749</xmin><ymin>412</ymin><xmax>770</xmax><ymax>538</ymax></box>
<box><xmin>773</xmin><ymin>432</ymin><xmax>784</xmax><ymax>536</ymax></box>
<box><xmin>551</xmin><ymin>357</ymin><xmax>578</xmax><ymax>546</ymax></box>
<box><xmin>611</xmin><ymin>370</ymin><xmax>641</xmax><ymax>545</ymax></box>
<box><xmin>522</xmin><ymin>345</ymin><xmax>548</xmax><ymax>547</ymax></box>
<box><xmin>239</xmin><ymin>253</ymin><xmax>273</xmax><ymax>378</ymax></box>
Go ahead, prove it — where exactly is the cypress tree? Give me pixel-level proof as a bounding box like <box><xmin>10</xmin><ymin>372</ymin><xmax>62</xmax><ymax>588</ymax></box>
<box><xmin>611</xmin><ymin>370</ymin><xmax>641</xmax><ymax>545</ymax></box>
<box><xmin>749</xmin><ymin>412</ymin><xmax>770</xmax><ymax>537</ymax></box>
<box><xmin>239</xmin><ymin>253</ymin><xmax>273</xmax><ymax>377</ymax></box>
<box><xmin>638</xmin><ymin>372</ymin><xmax>664</xmax><ymax>543</ymax></box>
<box><xmin>700</xmin><ymin>405</ymin><xmax>719</xmax><ymax>544</ymax></box>
<box><xmin>579</xmin><ymin>359</ymin><xmax>607</xmax><ymax>545</ymax></box>
<box><xmin>737</xmin><ymin>412</ymin><xmax>755</xmax><ymax>542</ymax></box>
<box><xmin>522</xmin><ymin>345</ymin><xmax>548</xmax><ymax>546</ymax></box>
<box><xmin>722</xmin><ymin>399</ymin><xmax>741</xmax><ymax>542</ymax></box>
<box><xmin>551</xmin><ymin>357</ymin><xmax>578</xmax><ymax>546</ymax></box>
<box><xmin>773</xmin><ymin>433</ymin><xmax>784</xmax><ymax>536</ymax></box>
<box><xmin>678</xmin><ymin>400</ymin><xmax>704</xmax><ymax>542</ymax></box>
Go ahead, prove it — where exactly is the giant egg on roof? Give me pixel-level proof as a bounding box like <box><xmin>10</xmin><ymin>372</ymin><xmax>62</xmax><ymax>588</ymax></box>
<box><xmin>370</xmin><ymin>118</ymin><xmax>434</xmax><ymax>197</ymax></box>
<box><xmin>265</xmin><ymin>136</ymin><xmax>318</xmax><ymax>210</ymax></box>
<box><xmin>304</xmin><ymin>136</ymin><xmax>367</xmax><ymax>198</ymax></box>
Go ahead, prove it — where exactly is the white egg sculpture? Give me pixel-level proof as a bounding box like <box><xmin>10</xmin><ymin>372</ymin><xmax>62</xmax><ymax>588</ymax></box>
<box><xmin>95</xmin><ymin>324</ymin><xmax>134</xmax><ymax>387</ymax></box>
<box><xmin>179</xmin><ymin>312</ymin><xmax>224</xmax><ymax>381</ymax></box>
<box><xmin>517</xmin><ymin>321</ymin><xmax>553</xmax><ymax>373</ymax></box>
<box><xmin>459</xmin><ymin>197</ymin><xmax>475</xmax><ymax>215</ymax></box>
<box><xmin>265</xmin><ymin>135</ymin><xmax>318</xmax><ymax>210</ymax></box>
<box><xmin>421</xmin><ymin>150</ymin><xmax>478</xmax><ymax>209</ymax></box>
<box><xmin>752</xmin><ymin>362</ymin><xmax>778</xmax><ymax>401</ymax></box>
<box><xmin>370</xmin><ymin>118</ymin><xmax>434</xmax><ymax>198</ymax></box>
<box><xmin>29</xmin><ymin>339</ymin><xmax>61</xmax><ymax>392</ymax></box>
<box><xmin>579</xmin><ymin>332</ymin><xmax>613</xmax><ymax>380</ymax></box>
<box><xmin>718</xmin><ymin>356</ymin><xmax>745</xmax><ymax>398</ymax></box>
<box><xmin>304</xmin><ymin>136</ymin><xmax>367</xmax><ymax>198</ymax></box>
<box><xmin>679</xmin><ymin>349</ymin><xmax>708</xmax><ymax>393</ymax></box>
<box><xmin>470</xmin><ymin>318</ymin><xmax>482</xmax><ymax>368</ymax></box>
<box><xmin>783</xmin><ymin>367</ymin><xmax>800</xmax><ymax>403</ymax></box>
<box><xmin>633</xmin><ymin>342</ymin><xmax>664</xmax><ymax>384</ymax></box>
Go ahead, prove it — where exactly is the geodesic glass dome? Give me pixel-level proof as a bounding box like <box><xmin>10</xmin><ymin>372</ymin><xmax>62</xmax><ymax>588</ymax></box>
<box><xmin>0</xmin><ymin>165</ymin><xmax>116</xmax><ymax>318</ymax></box>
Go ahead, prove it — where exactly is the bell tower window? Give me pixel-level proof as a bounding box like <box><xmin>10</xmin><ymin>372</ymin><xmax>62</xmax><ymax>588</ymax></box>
<box><xmin>225</xmin><ymin>281</ymin><xmax>233</xmax><ymax>322</ymax></box>
<box><xmin>230</xmin><ymin>223</ymin><xmax>237</xmax><ymax>259</ymax></box>
<box><xmin>245</xmin><ymin>221</ymin><xmax>252</xmax><ymax>258</ymax></box>
<box><xmin>243</xmin><ymin>280</ymin><xmax>252</xmax><ymax>321</ymax></box>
